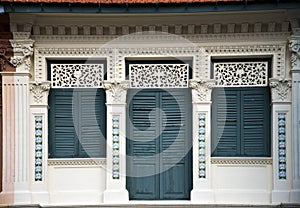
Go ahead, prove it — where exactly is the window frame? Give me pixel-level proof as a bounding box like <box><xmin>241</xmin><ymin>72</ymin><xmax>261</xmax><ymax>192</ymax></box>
<box><xmin>47</xmin><ymin>60</ymin><xmax>107</xmax><ymax>159</ymax></box>
<box><xmin>211</xmin><ymin>58</ymin><xmax>272</xmax><ymax>158</ymax></box>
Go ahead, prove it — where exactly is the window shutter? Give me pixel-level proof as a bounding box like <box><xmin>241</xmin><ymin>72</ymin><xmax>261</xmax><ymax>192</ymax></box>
<box><xmin>78</xmin><ymin>89</ymin><xmax>106</xmax><ymax>158</ymax></box>
<box><xmin>241</xmin><ymin>88</ymin><xmax>270</xmax><ymax>157</ymax></box>
<box><xmin>127</xmin><ymin>90</ymin><xmax>159</xmax><ymax>200</ymax></box>
<box><xmin>49</xmin><ymin>89</ymin><xmax>77</xmax><ymax>158</ymax></box>
<box><xmin>49</xmin><ymin>88</ymin><xmax>106</xmax><ymax>158</ymax></box>
<box><xmin>212</xmin><ymin>89</ymin><xmax>240</xmax><ymax>157</ymax></box>
<box><xmin>160</xmin><ymin>89</ymin><xmax>192</xmax><ymax>199</ymax></box>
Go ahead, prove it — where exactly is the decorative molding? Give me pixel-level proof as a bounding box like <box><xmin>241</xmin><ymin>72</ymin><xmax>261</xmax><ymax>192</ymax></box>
<box><xmin>269</xmin><ymin>78</ymin><xmax>292</xmax><ymax>102</ymax></box>
<box><xmin>34</xmin><ymin>47</ymin><xmax>114</xmax><ymax>81</ymax></box>
<box><xmin>214</xmin><ymin>62</ymin><xmax>268</xmax><ymax>87</ymax></box>
<box><xmin>9</xmin><ymin>39</ymin><xmax>34</xmax><ymax>71</ymax></box>
<box><xmin>50</xmin><ymin>64</ymin><xmax>104</xmax><ymax>88</ymax></box>
<box><xmin>12</xmin><ymin>32</ymin><xmax>31</xmax><ymax>40</ymax></box>
<box><xmin>31</xmin><ymin>33</ymin><xmax>290</xmax><ymax>44</ymax></box>
<box><xmin>30</xmin><ymin>22</ymin><xmax>290</xmax><ymax>37</ymax></box>
<box><xmin>104</xmin><ymin>80</ymin><xmax>129</xmax><ymax>103</ymax></box>
<box><xmin>211</xmin><ymin>158</ymin><xmax>273</xmax><ymax>165</ymax></box>
<box><xmin>206</xmin><ymin>45</ymin><xmax>286</xmax><ymax>78</ymax></box>
<box><xmin>129</xmin><ymin>64</ymin><xmax>189</xmax><ymax>88</ymax></box>
<box><xmin>117</xmin><ymin>47</ymin><xmax>206</xmax><ymax>80</ymax></box>
<box><xmin>29</xmin><ymin>81</ymin><xmax>50</xmax><ymax>105</ymax></box>
<box><xmin>112</xmin><ymin>115</ymin><xmax>120</xmax><ymax>179</ymax></box>
<box><xmin>34</xmin><ymin>115</ymin><xmax>43</xmax><ymax>181</ymax></box>
<box><xmin>48</xmin><ymin>158</ymin><xmax>106</xmax><ymax>166</ymax></box>
<box><xmin>198</xmin><ymin>113</ymin><xmax>206</xmax><ymax>179</ymax></box>
<box><xmin>190</xmin><ymin>79</ymin><xmax>215</xmax><ymax>103</ymax></box>
<box><xmin>278</xmin><ymin>113</ymin><xmax>287</xmax><ymax>180</ymax></box>
<box><xmin>289</xmin><ymin>39</ymin><xmax>300</xmax><ymax>68</ymax></box>
<box><xmin>0</xmin><ymin>41</ymin><xmax>15</xmax><ymax>72</ymax></box>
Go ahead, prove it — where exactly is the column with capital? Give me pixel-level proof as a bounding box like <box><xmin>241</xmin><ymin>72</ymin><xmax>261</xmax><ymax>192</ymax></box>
<box><xmin>269</xmin><ymin>78</ymin><xmax>292</xmax><ymax>204</ymax></box>
<box><xmin>190</xmin><ymin>79</ymin><xmax>215</xmax><ymax>203</ymax></box>
<box><xmin>103</xmin><ymin>80</ymin><xmax>129</xmax><ymax>203</ymax></box>
<box><xmin>289</xmin><ymin>37</ymin><xmax>300</xmax><ymax>203</ymax></box>
<box><xmin>29</xmin><ymin>81</ymin><xmax>50</xmax><ymax>204</ymax></box>
<box><xmin>8</xmin><ymin>32</ymin><xmax>34</xmax><ymax>204</ymax></box>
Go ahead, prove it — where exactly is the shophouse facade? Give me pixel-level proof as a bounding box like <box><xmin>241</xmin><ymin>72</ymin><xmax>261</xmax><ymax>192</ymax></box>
<box><xmin>0</xmin><ymin>0</ymin><xmax>300</xmax><ymax>206</ymax></box>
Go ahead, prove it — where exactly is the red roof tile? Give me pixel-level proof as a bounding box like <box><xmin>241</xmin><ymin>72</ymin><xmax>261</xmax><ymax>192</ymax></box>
<box><xmin>0</xmin><ymin>0</ymin><xmax>244</xmax><ymax>4</ymax></box>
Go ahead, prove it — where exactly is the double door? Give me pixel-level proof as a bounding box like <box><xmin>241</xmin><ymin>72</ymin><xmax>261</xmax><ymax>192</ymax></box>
<box><xmin>126</xmin><ymin>89</ymin><xmax>192</xmax><ymax>200</ymax></box>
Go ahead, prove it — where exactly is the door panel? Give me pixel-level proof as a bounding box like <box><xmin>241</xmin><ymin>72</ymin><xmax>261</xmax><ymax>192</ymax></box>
<box><xmin>127</xmin><ymin>89</ymin><xmax>192</xmax><ymax>200</ymax></box>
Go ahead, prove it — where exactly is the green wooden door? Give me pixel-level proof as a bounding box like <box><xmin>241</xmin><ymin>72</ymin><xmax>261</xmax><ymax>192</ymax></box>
<box><xmin>126</xmin><ymin>89</ymin><xmax>192</xmax><ymax>200</ymax></box>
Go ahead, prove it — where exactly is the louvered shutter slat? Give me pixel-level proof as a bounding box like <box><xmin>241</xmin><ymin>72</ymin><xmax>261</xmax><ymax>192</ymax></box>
<box><xmin>212</xmin><ymin>89</ymin><xmax>239</xmax><ymax>157</ymax></box>
<box><xmin>49</xmin><ymin>89</ymin><xmax>76</xmax><ymax>158</ymax></box>
<box><xmin>241</xmin><ymin>88</ymin><xmax>270</xmax><ymax>157</ymax></box>
<box><xmin>79</xmin><ymin>89</ymin><xmax>106</xmax><ymax>158</ymax></box>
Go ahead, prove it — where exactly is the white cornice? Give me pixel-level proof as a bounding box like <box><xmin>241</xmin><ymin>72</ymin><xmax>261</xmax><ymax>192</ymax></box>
<box><xmin>31</xmin><ymin>32</ymin><xmax>290</xmax><ymax>44</ymax></box>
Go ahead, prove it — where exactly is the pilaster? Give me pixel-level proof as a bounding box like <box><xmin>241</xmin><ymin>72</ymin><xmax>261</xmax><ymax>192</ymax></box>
<box><xmin>9</xmin><ymin>32</ymin><xmax>34</xmax><ymax>204</ymax></box>
<box><xmin>103</xmin><ymin>80</ymin><xmax>129</xmax><ymax>203</ymax></box>
<box><xmin>189</xmin><ymin>79</ymin><xmax>215</xmax><ymax>203</ymax></box>
<box><xmin>0</xmin><ymin>73</ymin><xmax>15</xmax><ymax>205</ymax></box>
<box><xmin>289</xmin><ymin>36</ymin><xmax>300</xmax><ymax>203</ymax></box>
<box><xmin>29</xmin><ymin>81</ymin><xmax>50</xmax><ymax>204</ymax></box>
<box><xmin>269</xmin><ymin>78</ymin><xmax>292</xmax><ymax>204</ymax></box>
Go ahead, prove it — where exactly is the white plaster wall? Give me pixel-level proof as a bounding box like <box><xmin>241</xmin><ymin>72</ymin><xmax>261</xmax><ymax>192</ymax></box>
<box><xmin>212</xmin><ymin>163</ymin><xmax>272</xmax><ymax>204</ymax></box>
<box><xmin>47</xmin><ymin>165</ymin><xmax>106</xmax><ymax>205</ymax></box>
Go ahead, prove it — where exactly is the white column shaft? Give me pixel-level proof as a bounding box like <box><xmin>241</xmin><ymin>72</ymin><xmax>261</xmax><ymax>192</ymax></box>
<box><xmin>0</xmin><ymin>74</ymin><xmax>15</xmax><ymax>204</ymax></box>
<box><xmin>13</xmin><ymin>73</ymin><xmax>31</xmax><ymax>204</ymax></box>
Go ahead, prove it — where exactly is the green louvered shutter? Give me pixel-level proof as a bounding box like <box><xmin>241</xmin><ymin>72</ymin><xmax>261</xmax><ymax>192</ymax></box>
<box><xmin>241</xmin><ymin>88</ymin><xmax>270</xmax><ymax>157</ymax></box>
<box><xmin>49</xmin><ymin>88</ymin><xmax>106</xmax><ymax>158</ymax></box>
<box><xmin>160</xmin><ymin>89</ymin><xmax>192</xmax><ymax>199</ymax></box>
<box><xmin>49</xmin><ymin>89</ymin><xmax>77</xmax><ymax>158</ymax></box>
<box><xmin>127</xmin><ymin>90</ymin><xmax>159</xmax><ymax>200</ymax></box>
<box><xmin>212</xmin><ymin>87</ymin><xmax>270</xmax><ymax>157</ymax></box>
<box><xmin>127</xmin><ymin>89</ymin><xmax>192</xmax><ymax>200</ymax></box>
<box><xmin>78</xmin><ymin>89</ymin><xmax>106</xmax><ymax>158</ymax></box>
<box><xmin>212</xmin><ymin>89</ymin><xmax>240</xmax><ymax>157</ymax></box>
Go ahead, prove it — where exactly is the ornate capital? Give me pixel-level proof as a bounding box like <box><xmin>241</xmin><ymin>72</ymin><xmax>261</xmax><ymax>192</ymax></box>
<box><xmin>190</xmin><ymin>79</ymin><xmax>216</xmax><ymax>103</ymax></box>
<box><xmin>29</xmin><ymin>81</ymin><xmax>51</xmax><ymax>105</ymax></box>
<box><xmin>269</xmin><ymin>78</ymin><xmax>292</xmax><ymax>103</ymax></box>
<box><xmin>9</xmin><ymin>39</ymin><xmax>34</xmax><ymax>71</ymax></box>
<box><xmin>104</xmin><ymin>80</ymin><xmax>130</xmax><ymax>104</ymax></box>
<box><xmin>289</xmin><ymin>38</ymin><xmax>300</xmax><ymax>68</ymax></box>
<box><xmin>0</xmin><ymin>41</ymin><xmax>14</xmax><ymax>72</ymax></box>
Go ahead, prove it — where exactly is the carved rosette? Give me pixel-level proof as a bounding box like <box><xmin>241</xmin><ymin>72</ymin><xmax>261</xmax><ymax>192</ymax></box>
<box><xmin>29</xmin><ymin>81</ymin><xmax>51</xmax><ymax>105</ymax></box>
<box><xmin>269</xmin><ymin>78</ymin><xmax>292</xmax><ymax>103</ymax></box>
<box><xmin>9</xmin><ymin>38</ymin><xmax>34</xmax><ymax>72</ymax></box>
<box><xmin>190</xmin><ymin>79</ymin><xmax>216</xmax><ymax>103</ymax></box>
<box><xmin>289</xmin><ymin>39</ymin><xmax>300</xmax><ymax>68</ymax></box>
<box><xmin>104</xmin><ymin>80</ymin><xmax>130</xmax><ymax>104</ymax></box>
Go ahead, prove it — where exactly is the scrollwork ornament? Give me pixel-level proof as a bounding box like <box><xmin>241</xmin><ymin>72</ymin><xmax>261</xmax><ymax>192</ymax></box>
<box><xmin>289</xmin><ymin>39</ymin><xmax>300</xmax><ymax>68</ymax></box>
<box><xmin>10</xmin><ymin>56</ymin><xmax>22</xmax><ymax>67</ymax></box>
<box><xmin>269</xmin><ymin>78</ymin><xmax>292</xmax><ymax>102</ymax></box>
<box><xmin>9</xmin><ymin>39</ymin><xmax>34</xmax><ymax>71</ymax></box>
<box><xmin>291</xmin><ymin>53</ymin><xmax>298</xmax><ymax>67</ymax></box>
<box><xmin>104</xmin><ymin>80</ymin><xmax>130</xmax><ymax>103</ymax></box>
<box><xmin>190</xmin><ymin>79</ymin><xmax>216</xmax><ymax>102</ymax></box>
<box><xmin>29</xmin><ymin>81</ymin><xmax>51</xmax><ymax>104</ymax></box>
<box><xmin>21</xmin><ymin>45</ymin><xmax>33</xmax><ymax>57</ymax></box>
<box><xmin>289</xmin><ymin>40</ymin><xmax>300</xmax><ymax>54</ymax></box>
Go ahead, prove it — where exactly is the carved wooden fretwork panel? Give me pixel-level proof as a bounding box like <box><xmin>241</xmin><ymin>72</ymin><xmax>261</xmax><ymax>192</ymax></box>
<box><xmin>206</xmin><ymin>45</ymin><xmax>286</xmax><ymax>78</ymax></box>
<box><xmin>129</xmin><ymin>64</ymin><xmax>189</xmax><ymax>88</ymax></box>
<box><xmin>34</xmin><ymin>48</ymin><xmax>113</xmax><ymax>81</ymax></box>
<box><xmin>214</xmin><ymin>62</ymin><xmax>268</xmax><ymax>87</ymax></box>
<box><xmin>51</xmin><ymin>64</ymin><xmax>104</xmax><ymax>88</ymax></box>
<box><xmin>117</xmin><ymin>47</ymin><xmax>206</xmax><ymax>80</ymax></box>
